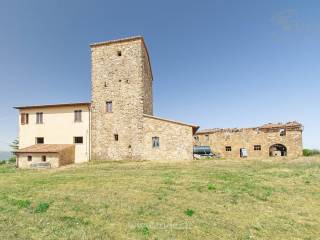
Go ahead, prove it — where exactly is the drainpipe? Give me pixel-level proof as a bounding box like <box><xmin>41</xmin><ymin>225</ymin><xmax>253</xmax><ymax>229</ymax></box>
<box><xmin>88</xmin><ymin>105</ymin><xmax>91</xmax><ymax>161</ymax></box>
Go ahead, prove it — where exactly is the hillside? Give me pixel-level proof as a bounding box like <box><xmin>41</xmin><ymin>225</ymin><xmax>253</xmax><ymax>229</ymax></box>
<box><xmin>0</xmin><ymin>157</ymin><xmax>319</xmax><ymax>239</ymax></box>
<box><xmin>0</xmin><ymin>151</ymin><xmax>11</xmax><ymax>160</ymax></box>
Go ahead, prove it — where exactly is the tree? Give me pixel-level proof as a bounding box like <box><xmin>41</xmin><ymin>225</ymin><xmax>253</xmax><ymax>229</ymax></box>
<box><xmin>10</xmin><ymin>139</ymin><xmax>19</xmax><ymax>152</ymax></box>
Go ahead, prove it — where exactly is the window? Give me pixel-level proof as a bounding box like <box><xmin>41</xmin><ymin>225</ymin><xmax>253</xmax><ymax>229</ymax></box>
<box><xmin>205</xmin><ymin>134</ymin><xmax>209</xmax><ymax>141</ymax></box>
<box><xmin>254</xmin><ymin>145</ymin><xmax>261</xmax><ymax>151</ymax></box>
<box><xmin>194</xmin><ymin>136</ymin><xmax>199</xmax><ymax>141</ymax></box>
<box><xmin>36</xmin><ymin>112</ymin><xmax>43</xmax><ymax>124</ymax></box>
<box><xmin>27</xmin><ymin>156</ymin><xmax>32</xmax><ymax>161</ymax></box>
<box><xmin>280</xmin><ymin>129</ymin><xmax>286</xmax><ymax>136</ymax></box>
<box><xmin>74</xmin><ymin>137</ymin><xmax>83</xmax><ymax>144</ymax></box>
<box><xmin>114</xmin><ymin>134</ymin><xmax>119</xmax><ymax>141</ymax></box>
<box><xmin>42</xmin><ymin>155</ymin><xmax>46</xmax><ymax>162</ymax></box>
<box><xmin>106</xmin><ymin>101</ymin><xmax>113</xmax><ymax>113</ymax></box>
<box><xmin>36</xmin><ymin>137</ymin><xmax>44</xmax><ymax>144</ymax></box>
<box><xmin>21</xmin><ymin>113</ymin><xmax>29</xmax><ymax>125</ymax></box>
<box><xmin>74</xmin><ymin>110</ymin><xmax>82</xmax><ymax>122</ymax></box>
<box><xmin>117</xmin><ymin>50</ymin><xmax>122</xmax><ymax>56</ymax></box>
<box><xmin>225</xmin><ymin>146</ymin><xmax>232</xmax><ymax>152</ymax></box>
<box><xmin>152</xmin><ymin>137</ymin><xmax>160</xmax><ymax>148</ymax></box>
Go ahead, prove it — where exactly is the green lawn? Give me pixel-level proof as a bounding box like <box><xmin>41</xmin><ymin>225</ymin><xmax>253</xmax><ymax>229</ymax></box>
<box><xmin>0</xmin><ymin>157</ymin><xmax>320</xmax><ymax>239</ymax></box>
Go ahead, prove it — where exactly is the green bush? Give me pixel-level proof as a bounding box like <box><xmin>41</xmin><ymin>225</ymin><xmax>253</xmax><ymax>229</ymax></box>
<box><xmin>34</xmin><ymin>202</ymin><xmax>50</xmax><ymax>213</ymax></box>
<box><xmin>208</xmin><ymin>183</ymin><xmax>216</xmax><ymax>191</ymax></box>
<box><xmin>303</xmin><ymin>149</ymin><xmax>320</xmax><ymax>156</ymax></box>
<box><xmin>0</xmin><ymin>160</ymin><xmax>6</xmax><ymax>165</ymax></box>
<box><xmin>8</xmin><ymin>156</ymin><xmax>16</xmax><ymax>164</ymax></box>
<box><xmin>184</xmin><ymin>209</ymin><xmax>195</xmax><ymax>216</ymax></box>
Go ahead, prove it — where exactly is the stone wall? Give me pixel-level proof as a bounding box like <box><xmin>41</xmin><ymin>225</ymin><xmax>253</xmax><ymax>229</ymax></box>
<box><xmin>90</xmin><ymin>37</ymin><xmax>152</xmax><ymax>160</ymax></box>
<box><xmin>143</xmin><ymin>115</ymin><xmax>194</xmax><ymax>161</ymax></box>
<box><xmin>195</xmin><ymin>127</ymin><xmax>303</xmax><ymax>159</ymax></box>
<box><xmin>142</xmin><ymin>43</ymin><xmax>153</xmax><ymax>115</ymax></box>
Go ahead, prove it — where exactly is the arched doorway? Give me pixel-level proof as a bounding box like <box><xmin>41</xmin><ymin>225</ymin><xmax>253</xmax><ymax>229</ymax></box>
<box><xmin>269</xmin><ymin>144</ymin><xmax>287</xmax><ymax>157</ymax></box>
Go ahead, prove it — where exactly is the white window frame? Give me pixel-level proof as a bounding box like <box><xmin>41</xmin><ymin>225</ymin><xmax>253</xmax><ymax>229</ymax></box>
<box><xmin>36</xmin><ymin>112</ymin><xmax>43</xmax><ymax>124</ymax></box>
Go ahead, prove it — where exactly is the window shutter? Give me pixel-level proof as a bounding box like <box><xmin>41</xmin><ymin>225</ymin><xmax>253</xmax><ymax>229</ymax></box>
<box><xmin>21</xmin><ymin>113</ymin><xmax>25</xmax><ymax>125</ymax></box>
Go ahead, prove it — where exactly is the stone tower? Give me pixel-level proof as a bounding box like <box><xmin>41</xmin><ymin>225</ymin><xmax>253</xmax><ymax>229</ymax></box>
<box><xmin>90</xmin><ymin>36</ymin><xmax>153</xmax><ymax>160</ymax></box>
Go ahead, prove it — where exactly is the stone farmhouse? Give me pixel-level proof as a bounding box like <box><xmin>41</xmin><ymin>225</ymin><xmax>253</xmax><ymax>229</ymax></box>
<box><xmin>15</xmin><ymin>36</ymin><xmax>199</xmax><ymax>168</ymax></box>
<box><xmin>194</xmin><ymin>122</ymin><xmax>303</xmax><ymax>159</ymax></box>
<box><xmin>14</xmin><ymin>36</ymin><xmax>303</xmax><ymax>168</ymax></box>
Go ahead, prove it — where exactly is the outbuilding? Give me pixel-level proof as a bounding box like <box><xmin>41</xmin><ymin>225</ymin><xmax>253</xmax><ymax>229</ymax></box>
<box><xmin>15</xmin><ymin>144</ymin><xmax>75</xmax><ymax>168</ymax></box>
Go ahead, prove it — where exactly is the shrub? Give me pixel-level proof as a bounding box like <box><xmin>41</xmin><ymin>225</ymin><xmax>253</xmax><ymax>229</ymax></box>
<box><xmin>11</xmin><ymin>199</ymin><xmax>31</xmax><ymax>208</ymax></box>
<box><xmin>0</xmin><ymin>160</ymin><xmax>6</xmax><ymax>165</ymax></box>
<box><xmin>34</xmin><ymin>202</ymin><xmax>50</xmax><ymax>213</ymax></box>
<box><xmin>208</xmin><ymin>183</ymin><xmax>216</xmax><ymax>191</ymax></box>
<box><xmin>303</xmin><ymin>149</ymin><xmax>320</xmax><ymax>156</ymax></box>
<box><xmin>136</xmin><ymin>225</ymin><xmax>150</xmax><ymax>236</ymax></box>
<box><xmin>184</xmin><ymin>209</ymin><xmax>194</xmax><ymax>216</ymax></box>
<box><xmin>8</xmin><ymin>156</ymin><xmax>16</xmax><ymax>164</ymax></box>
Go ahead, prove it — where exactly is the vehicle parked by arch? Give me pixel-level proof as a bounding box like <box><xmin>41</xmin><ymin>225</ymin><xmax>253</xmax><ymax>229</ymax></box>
<box><xmin>269</xmin><ymin>144</ymin><xmax>287</xmax><ymax>157</ymax></box>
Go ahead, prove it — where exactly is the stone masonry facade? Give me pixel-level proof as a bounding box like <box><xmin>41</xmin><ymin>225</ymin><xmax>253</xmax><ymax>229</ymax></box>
<box><xmin>195</xmin><ymin>122</ymin><xmax>303</xmax><ymax>159</ymax></box>
<box><xmin>90</xmin><ymin>36</ymin><xmax>197</xmax><ymax>161</ymax></box>
<box><xmin>143</xmin><ymin>115</ymin><xmax>195</xmax><ymax>161</ymax></box>
<box><xmin>16</xmin><ymin>36</ymin><xmax>303</xmax><ymax>165</ymax></box>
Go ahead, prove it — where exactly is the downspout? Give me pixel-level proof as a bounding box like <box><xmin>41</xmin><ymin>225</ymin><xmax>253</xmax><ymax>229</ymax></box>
<box><xmin>88</xmin><ymin>105</ymin><xmax>91</xmax><ymax>161</ymax></box>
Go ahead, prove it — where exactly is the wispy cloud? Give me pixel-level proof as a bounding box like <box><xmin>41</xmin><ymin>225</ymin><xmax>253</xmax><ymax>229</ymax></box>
<box><xmin>272</xmin><ymin>9</ymin><xmax>299</xmax><ymax>32</ymax></box>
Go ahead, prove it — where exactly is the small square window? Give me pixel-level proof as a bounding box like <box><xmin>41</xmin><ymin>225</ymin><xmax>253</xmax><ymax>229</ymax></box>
<box><xmin>117</xmin><ymin>51</ymin><xmax>122</xmax><ymax>56</ymax></box>
<box><xmin>254</xmin><ymin>145</ymin><xmax>261</xmax><ymax>151</ymax></box>
<box><xmin>194</xmin><ymin>136</ymin><xmax>199</xmax><ymax>141</ymax></box>
<box><xmin>280</xmin><ymin>129</ymin><xmax>286</xmax><ymax>136</ymax></box>
<box><xmin>114</xmin><ymin>134</ymin><xmax>119</xmax><ymax>141</ymax></box>
<box><xmin>106</xmin><ymin>101</ymin><xmax>113</xmax><ymax>113</ymax></box>
<box><xmin>226</xmin><ymin>146</ymin><xmax>232</xmax><ymax>152</ymax></box>
<box><xmin>42</xmin><ymin>155</ymin><xmax>46</xmax><ymax>162</ymax></box>
<box><xmin>74</xmin><ymin>137</ymin><xmax>83</xmax><ymax>144</ymax></box>
<box><xmin>36</xmin><ymin>137</ymin><xmax>44</xmax><ymax>144</ymax></box>
<box><xmin>152</xmin><ymin>137</ymin><xmax>160</xmax><ymax>148</ymax></box>
<box><xmin>205</xmin><ymin>134</ymin><xmax>209</xmax><ymax>141</ymax></box>
<box><xmin>27</xmin><ymin>156</ymin><xmax>32</xmax><ymax>162</ymax></box>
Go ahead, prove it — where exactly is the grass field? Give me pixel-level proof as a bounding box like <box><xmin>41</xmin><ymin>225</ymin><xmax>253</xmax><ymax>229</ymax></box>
<box><xmin>0</xmin><ymin>157</ymin><xmax>320</xmax><ymax>239</ymax></box>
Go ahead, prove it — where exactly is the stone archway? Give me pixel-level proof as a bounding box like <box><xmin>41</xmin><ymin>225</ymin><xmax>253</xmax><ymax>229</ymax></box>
<box><xmin>269</xmin><ymin>144</ymin><xmax>287</xmax><ymax>157</ymax></box>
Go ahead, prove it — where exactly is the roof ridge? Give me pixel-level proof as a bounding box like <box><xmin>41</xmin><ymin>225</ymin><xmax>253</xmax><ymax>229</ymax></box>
<box><xmin>143</xmin><ymin>114</ymin><xmax>199</xmax><ymax>128</ymax></box>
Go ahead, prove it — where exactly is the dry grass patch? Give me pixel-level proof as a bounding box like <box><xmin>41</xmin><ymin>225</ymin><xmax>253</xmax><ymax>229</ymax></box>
<box><xmin>0</xmin><ymin>157</ymin><xmax>319</xmax><ymax>239</ymax></box>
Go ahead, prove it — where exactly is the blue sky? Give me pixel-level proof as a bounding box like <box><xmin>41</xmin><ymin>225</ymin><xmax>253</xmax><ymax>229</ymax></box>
<box><xmin>0</xmin><ymin>0</ymin><xmax>319</xmax><ymax>151</ymax></box>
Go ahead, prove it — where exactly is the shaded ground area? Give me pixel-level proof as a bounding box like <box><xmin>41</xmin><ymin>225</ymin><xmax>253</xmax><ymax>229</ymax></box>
<box><xmin>0</xmin><ymin>157</ymin><xmax>319</xmax><ymax>239</ymax></box>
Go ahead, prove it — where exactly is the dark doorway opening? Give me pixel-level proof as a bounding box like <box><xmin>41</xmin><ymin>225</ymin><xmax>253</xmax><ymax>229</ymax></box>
<box><xmin>269</xmin><ymin>144</ymin><xmax>287</xmax><ymax>157</ymax></box>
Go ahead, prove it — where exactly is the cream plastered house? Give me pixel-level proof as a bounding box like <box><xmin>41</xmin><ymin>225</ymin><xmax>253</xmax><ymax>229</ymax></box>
<box><xmin>15</xmin><ymin>103</ymin><xmax>90</xmax><ymax>167</ymax></box>
<box><xmin>15</xmin><ymin>36</ymin><xmax>199</xmax><ymax>168</ymax></box>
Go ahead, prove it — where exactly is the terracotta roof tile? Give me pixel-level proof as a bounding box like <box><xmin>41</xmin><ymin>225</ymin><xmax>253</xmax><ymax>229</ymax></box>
<box><xmin>197</xmin><ymin>121</ymin><xmax>303</xmax><ymax>134</ymax></box>
<box><xmin>14</xmin><ymin>102</ymin><xmax>90</xmax><ymax>110</ymax></box>
<box><xmin>15</xmin><ymin>144</ymin><xmax>74</xmax><ymax>153</ymax></box>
